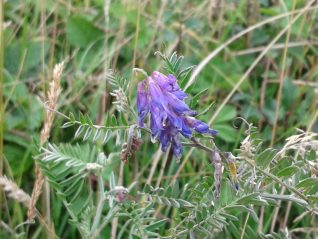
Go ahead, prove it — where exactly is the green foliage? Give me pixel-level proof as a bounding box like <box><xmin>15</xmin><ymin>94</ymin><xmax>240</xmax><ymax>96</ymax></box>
<box><xmin>61</xmin><ymin>111</ymin><xmax>131</xmax><ymax>145</ymax></box>
<box><xmin>156</xmin><ymin>51</ymin><xmax>194</xmax><ymax>91</ymax></box>
<box><xmin>36</xmin><ymin>112</ymin><xmax>318</xmax><ymax>238</ymax></box>
<box><xmin>66</xmin><ymin>16</ymin><xmax>104</xmax><ymax>48</ymax></box>
<box><xmin>37</xmin><ymin>144</ymin><xmax>105</xmax><ymax>219</ymax></box>
<box><xmin>2</xmin><ymin>1</ymin><xmax>318</xmax><ymax>239</ymax></box>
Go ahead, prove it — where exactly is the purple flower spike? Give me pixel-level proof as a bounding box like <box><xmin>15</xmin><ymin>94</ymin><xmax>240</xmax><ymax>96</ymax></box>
<box><xmin>136</xmin><ymin>71</ymin><xmax>217</xmax><ymax>160</ymax></box>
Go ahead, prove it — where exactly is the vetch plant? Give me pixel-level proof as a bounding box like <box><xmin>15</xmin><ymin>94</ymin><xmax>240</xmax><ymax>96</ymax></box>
<box><xmin>2</xmin><ymin>52</ymin><xmax>318</xmax><ymax>239</ymax></box>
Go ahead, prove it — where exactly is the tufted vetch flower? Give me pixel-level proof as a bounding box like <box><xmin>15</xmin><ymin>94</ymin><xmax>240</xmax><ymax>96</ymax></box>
<box><xmin>137</xmin><ymin>81</ymin><xmax>149</xmax><ymax>127</ymax></box>
<box><xmin>137</xmin><ymin>71</ymin><xmax>217</xmax><ymax>160</ymax></box>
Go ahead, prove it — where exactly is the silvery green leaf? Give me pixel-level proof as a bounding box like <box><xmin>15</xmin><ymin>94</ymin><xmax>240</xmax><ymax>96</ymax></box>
<box><xmin>74</xmin><ymin>125</ymin><xmax>85</xmax><ymax>138</ymax></box>
<box><xmin>83</xmin><ymin>127</ymin><xmax>92</xmax><ymax>141</ymax></box>
<box><xmin>93</xmin><ymin>128</ymin><xmax>101</xmax><ymax>142</ymax></box>
<box><xmin>255</xmin><ymin>148</ymin><xmax>276</xmax><ymax>169</ymax></box>
<box><xmin>61</xmin><ymin>121</ymin><xmax>74</xmax><ymax>128</ymax></box>
<box><xmin>161</xmin><ymin>197</ymin><xmax>171</xmax><ymax>207</ymax></box>
<box><xmin>144</xmin><ymin>219</ymin><xmax>167</xmax><ymax>232</ymax></box>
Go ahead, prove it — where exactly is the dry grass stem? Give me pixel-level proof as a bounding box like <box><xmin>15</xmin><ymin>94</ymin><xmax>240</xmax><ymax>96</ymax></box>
<box><xmin>40</xmin><ymin>61</ymin><xmax>64</xmax><ymax>145</ymax></box>
<box><xmin>276</xmin><ymin>130</ymin><xmax>318</xmax><ymax>160</ymax></box>
<box><xmin>28</xmin><ymin>61</ymin><xmax>64</xmax><ymax>220</ymax></box>
<box><xmin>271</xmin><ymin>0</ymin><xmax>296</xmax><ymax>147</ymax></box>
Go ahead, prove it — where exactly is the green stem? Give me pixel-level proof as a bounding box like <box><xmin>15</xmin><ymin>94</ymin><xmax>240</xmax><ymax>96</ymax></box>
<box><xmin>241</xmin><ymin>157</ymin><xmax>308</xmax><ymax>202</ymax></box>
<box><xmin>44</xmin><ymin>105</ymin><xmax>131</xmax><ymax>130</ymax></box>
<box><xmin>92</xmin><ymin>206</ymin><xmax>119</xmax><ymax>239</ymax></box>
<box><xmin>74</xmin><ymin>121</ymin><xmax>131</xmax><ymax>130</ymax></box>
<box><xmin>90</xmin><ymin>175</ymin><xmax>105</xmax><ymax>237</ymax></box>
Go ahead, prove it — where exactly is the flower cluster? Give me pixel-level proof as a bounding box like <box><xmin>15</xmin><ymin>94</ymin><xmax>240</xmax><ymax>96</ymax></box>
<box><xmin>137</xmin><ymin>71</ymin><xmax>217</xmax><ymax>159</ymax></box>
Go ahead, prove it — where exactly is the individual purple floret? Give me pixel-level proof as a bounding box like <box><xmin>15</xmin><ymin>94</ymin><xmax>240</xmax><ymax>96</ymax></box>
<box><xmin>137</xmin><ymin>71</ymin><xmax>217</xmax><ymax>160</ymax></box>
<box><xmin>136</xmin><ymin>81</ymin><xmax>149</xmax><ymax>127</ymax></box>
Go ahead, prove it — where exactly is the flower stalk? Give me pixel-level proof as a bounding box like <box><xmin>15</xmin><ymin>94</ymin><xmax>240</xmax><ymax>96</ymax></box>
<box><xmin>91</xmin><ymin>174</ymin><xmax>106</xmax><ymax>235</ymax></box>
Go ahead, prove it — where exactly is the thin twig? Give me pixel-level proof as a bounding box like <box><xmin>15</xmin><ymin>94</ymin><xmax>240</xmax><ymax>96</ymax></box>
<box><xmin>240</xmin><ymin>212</ymin><xmax>250</xmax><ymax>239</ymax></box>
<box><xmin>111</xmin><ymin>159</ymin><xmax>124</xmax><ymax>239</ymax></box>
<box><xmin>155</xmin><ymin>148</ymin><xmax>170</xmax><ymax>188</ymax></box>
<box><xmin>170</xmin><ymin>147</ymin><xmax>194</xmax><ymax>186</ymax></box>
<box><xmin>270</xmin><ymin>186</ymin><xmax>286</xmax><ymax>233</ymax></box>
<box><xmin>232</xmin><ymin>41</ymin><xmax>318</xmax><ymax>56</ymax></box>
<box><xmin>146</xmin><ymin>148</ymin><xmax>163</xmax><ymax>185</ymax></box>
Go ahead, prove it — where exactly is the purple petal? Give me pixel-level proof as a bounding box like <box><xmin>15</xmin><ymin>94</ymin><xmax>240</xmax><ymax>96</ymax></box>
<box><xmin>208</xmin><ymin>129</ymin><xmax>218</xmax><ymax>135</ymax></box>
<box><xmin>185</xmin><ymin>117</ymin><xmax>218</xmax><ymax>135</ymax></box>
<box><xmin>166</xmin><ymin>74</ymin><xmax>180</xmax><ymax>91</ymax></box>
<box><xmin>152</xmin><ymin>71</ymin><xmax>171</xmax><ymax>91</ymax></box>
<box><xmin>172</xmin><ymin>136</ymin><xmax>182</xmax><ymax>159</ymax></box>
<box><xmin>167</xmin><ymin>110</ymin><xmax>183</xmax><ymax>130</ymax></box>
<box><xmin>153</xmin><ymin>72</ymin><xmax>188</xmax><ymax>100</ymax></box>
<box><xmin>159</xmin><ymin>129</ymin><xmax>171</xmax><ymax>152</ymax></box>
<box><xmin>173</xmin><ymin>90</ymin><xmax>187</xmax><ymax>100</ymax></box>
<box><xmin>137</xmin><ymin>81</ymin><xmax>149</xmax><ymax>127</ymax></box>
<box><xmin>166</xmin><ymin>75</ymin><xmax>187</xmax><ymax>100</ymax></box>
<box><xmin>180</xmin><ymin>119</ymin><xmax>192</xmax><ymax>138</ymax></box>
<box><xmin>149</xmin><ymin>75</ymin><xmax>195</xmax><ymax>115</ymax></box>
<box><xmin>166</xmin><ymin>92</ymin><xmax>196</xmax><ymax>115</ymax></box>
<box><xmin>149</xmin><ymin>103</ymin><xmax>167</xmax><ymax>139</ymax></box>
<box><xmin>148</xmin><ymin>77</ymin><xmax>167</xmax><ymax>105</ymax></box>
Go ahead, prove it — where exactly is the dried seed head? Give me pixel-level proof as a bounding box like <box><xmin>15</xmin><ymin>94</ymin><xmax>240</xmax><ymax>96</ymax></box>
<box><xmin>110</xmin><ymin>88</ymin><xmax>129</xmax><ymax>112</ymax></box>
<box><xmin>0</xmin><ymin>176</ymin><xmax>31</xmax><ymax>207</ymax></box>
<box><xmin>29</xmin><ymin>61</ymin><xmax>64</xmax><ymax>220</ymax></box>
<box><xmin>41</xmin><ymin>61</ymin><xmax>64</xmax><ymax>145</ymax></box>
<box><xmin>277</xmin><ymin>131</ymin><xmax>318</xmax><ymax>159</ymax></box>
<box><xmin>121</xmin><ymin>126</ymin><xmax>143</xmax><ymax>163</ymax></box>
<box><xmin>239</xmin><ymin>135</ymin><xmax>256</xmax><ymax>158</ymax></box>
<box><xmin>121</xmin><ymin>137</ymin><xmax>143</xmax><ymax>163</ymax></box>
<box><xmin>211</xmin><ymin>151</ymin><xmax>222</xmax><ymax>198</ymax></box>
<box><xmin>113</xmin><ymin>186</ymin><xmax>129</xmax><ymax>203</ymax></box>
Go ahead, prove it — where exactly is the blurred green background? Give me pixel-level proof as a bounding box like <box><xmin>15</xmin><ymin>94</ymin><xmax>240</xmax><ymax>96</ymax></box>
<box><xmin>1</xmin><ymin>0</ymin><xmax>318</xmax><ymax>238</ymax></box>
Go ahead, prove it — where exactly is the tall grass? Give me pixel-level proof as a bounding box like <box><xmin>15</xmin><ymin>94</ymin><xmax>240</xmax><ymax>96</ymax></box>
<box><xmin>1</xmin><ymin>0</ymin><xmax>318</xmax><ymax>238</ymax></box>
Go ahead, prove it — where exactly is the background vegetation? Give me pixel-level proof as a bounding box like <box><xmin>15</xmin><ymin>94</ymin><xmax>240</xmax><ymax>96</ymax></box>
<box><xmin>1</xmin><ymin>0</ymin><xmax>318</xmax><ymax>238</ymax></box>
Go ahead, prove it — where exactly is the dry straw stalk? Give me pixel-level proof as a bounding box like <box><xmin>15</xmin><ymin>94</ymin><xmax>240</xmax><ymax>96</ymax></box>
<box><xmin>28</xmin><ymin>62</ymin><xmax>64</xmax><ymax>220</ymax></box>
